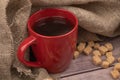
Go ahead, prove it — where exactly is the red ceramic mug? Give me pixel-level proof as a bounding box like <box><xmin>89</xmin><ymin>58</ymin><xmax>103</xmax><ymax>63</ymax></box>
<box><xmin>17</xmin><ymin>8</ymin><xmax>78</xmax><ymax>73</ymax></box>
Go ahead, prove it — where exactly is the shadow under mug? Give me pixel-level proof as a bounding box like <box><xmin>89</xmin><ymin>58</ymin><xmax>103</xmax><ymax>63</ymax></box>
<box><xmin>17</xmin><ymin>8</ymin><xmax>78</xmax><ymax>73</ymax></box>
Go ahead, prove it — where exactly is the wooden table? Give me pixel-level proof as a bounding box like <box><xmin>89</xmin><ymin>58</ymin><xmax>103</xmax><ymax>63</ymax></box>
<box><xmin>58</xmin><ymin>36</ymin><xmax>120</xmax><ymax>80</ymax></box>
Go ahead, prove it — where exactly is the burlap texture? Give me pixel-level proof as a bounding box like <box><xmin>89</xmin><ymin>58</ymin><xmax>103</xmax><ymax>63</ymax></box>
<box><xmin>0</xmin><ymin>0</ymin><xmax>120</xmax><ymax>80</ymax></box>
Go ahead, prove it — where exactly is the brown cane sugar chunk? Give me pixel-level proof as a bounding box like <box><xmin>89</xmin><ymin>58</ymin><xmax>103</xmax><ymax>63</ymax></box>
<box><xmin>44</xmin><ymin>78</ymin><xmax>54</xmax><ymax>80</ymax></box>
<box><xmin>73</xmin><ymin>51</ymin><xmax>80</xmax><ymax>59</ymax></box>
<box><xmin>106</xmin><ymin>52</ymin><xmax>113</xmax><ymax>57</ymax></box>
<box><xmin>111</xmin><ymin>69</ymin><xmax>120</xmax><ymax>79</ymax></box>
<box><xmin>104</xmin><ymin>42</ymin><xmax>113</xmax><ymax>51</ymax></box>
<box><xmin>77</xmin><ymin>42</ymin><xmax>86</xmax><ymax>53</ymax></box>
<box><xmin>98</xmin><ymin>46</ymin><xmax>108</xmax><ymax>55</ymax></box>
<box><xmin>88</xmin><ymin>41</ymin><xmax>94</xmax><ymax>47</ymax></box>
<box><xmin>117</xmin><ymin>58</ymin><xmax>120</xmax><ymax>63</ymax></box>
<box><xmin>114</xmin><ymin>63</ymin><xmax>120</xmax><ymax>71</ymax></box>
<box><xmin>92</xmin><ymin>56</ymin><xmax>102</xmax><ymax>65</ymax></box>
<box><xmin>83</xmin><ymin>46</ymin><xmax>92</xmax><ymax>55</ymax></box>
<box><xmin>93</xmin><ymin>50</ymin><xmax>101</xmax><ymax>57</ymax></box>
<box><xmin>106</xmin><ymin>56</ymin><xmax>115</xmax><ymax>65</ymax></box>
<box><xmin>94</xmin><ymin>43</ymin><xmax>100</xmax><ymax>49</ymax></box>
<box><xmin>101</xmin><ymin>61</ymin><xmax>110</xmax><ymax>68</ymax></box>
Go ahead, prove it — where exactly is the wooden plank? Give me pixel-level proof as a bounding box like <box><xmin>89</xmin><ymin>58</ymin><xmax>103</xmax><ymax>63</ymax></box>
<box><xmin>59</xmin><ymin>54</ymin><xmax>101</xmax><ymax>77</ymax></box>
<box><xmin>60</xmin><ymin>67</ymin><xmax>114</xmax><ymax>80</ymax></box>
<box><xmin>59</xmin><ymin>36</ymin><xmax>120</xmax><ymax>77</ymax></box>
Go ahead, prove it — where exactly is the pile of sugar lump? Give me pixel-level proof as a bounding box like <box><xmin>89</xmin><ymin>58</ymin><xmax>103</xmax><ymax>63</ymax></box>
<box><xmin>74</xmin><ymin>41</ymin><xmax>120</xmax><ymax>79</ymax></box>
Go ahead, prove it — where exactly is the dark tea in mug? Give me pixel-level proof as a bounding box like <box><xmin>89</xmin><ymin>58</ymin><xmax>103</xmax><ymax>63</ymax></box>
<box><xmin>32</xmin><ymin>16</ymin><xmax>74</xmax><ymax>36</ymax></box>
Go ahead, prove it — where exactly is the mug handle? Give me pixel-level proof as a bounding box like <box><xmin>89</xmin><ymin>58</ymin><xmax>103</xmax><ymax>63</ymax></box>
<box><xmin>17</xmin><ymin>36</ymin><xmax>42</xmax><ymax>67</ymax></box>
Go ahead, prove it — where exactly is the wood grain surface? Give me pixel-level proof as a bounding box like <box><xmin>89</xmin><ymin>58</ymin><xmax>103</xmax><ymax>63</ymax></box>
<box><xmin>60</xmin><ymin>67</ymin><xmax>114</xmax><ymax>80</ymax></box>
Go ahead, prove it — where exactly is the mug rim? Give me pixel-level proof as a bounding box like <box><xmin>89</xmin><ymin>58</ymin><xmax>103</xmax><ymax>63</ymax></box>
<box><xmin>28</xmin><ymin>8</ymin><xmax>78</xmax><ymax>38</ymax></box>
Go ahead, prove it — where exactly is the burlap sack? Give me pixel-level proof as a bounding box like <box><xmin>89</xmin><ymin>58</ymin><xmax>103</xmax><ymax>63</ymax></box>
<box><xmin>0</xmin><ymin>0</ymin><xmax>13</xmax><ymax>80</ymax></box>
<box><xmin>0</xmin><ymin>0</ymin><xmax>120</xmax><ymax>80</ymax></box>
